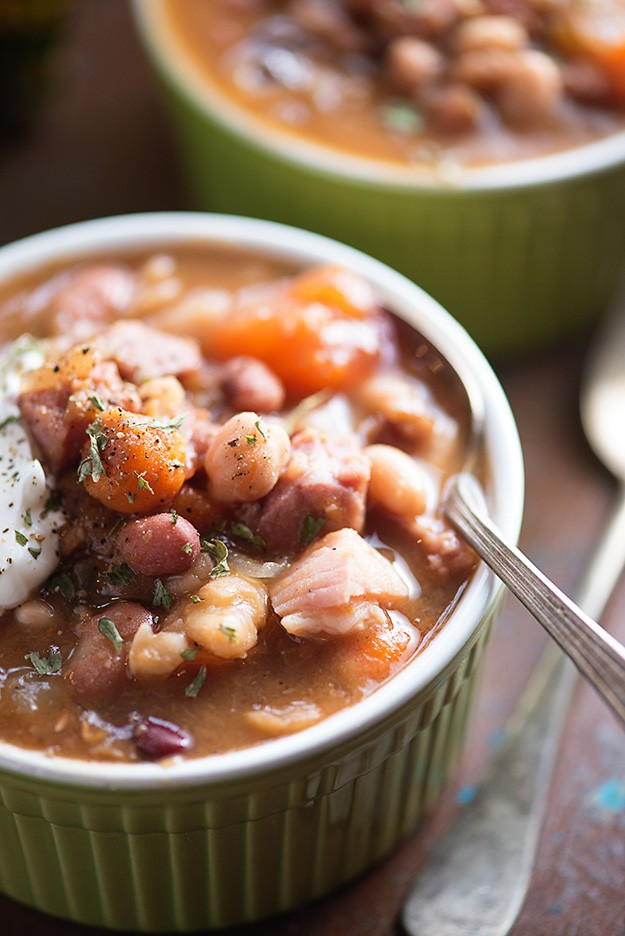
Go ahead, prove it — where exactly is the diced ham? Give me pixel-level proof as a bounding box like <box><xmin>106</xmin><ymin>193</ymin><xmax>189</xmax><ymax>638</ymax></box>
<box><xmin>221</xmin><ymin>356</ymin><xmax>285</xmax><ymax>413</ymax></box>
<box><xmin>18</xmin><ymin>348</ymin><xmax>140</xmax><ymax>472</ymax></box>
<box><xmin>414</xmin><ymin>515</ymin><xmax>476</xmax><ymax>580</ymax></box>
<box><xmin>48</xmin><ymin>264</ymin><xmax>136</xmax><ymax>339</ymax></box>
<box><xmin>66</xmin><ymin>602</ymin><xmax>152</xmax><ymax>706</ymax></box>
<box><xmin>94</xmin><ymin>321</ymin><xmax>202</xmax><ymax>383</ymax></box>
<box><xmin>270</xmin><ymin>528</ymin><xmax>408</xmax><ymax>637</ymax></box>
<box><xmin>242</xmin><ymin>427</ymin><xmax>370</xmax><ymax>554</ymax></box>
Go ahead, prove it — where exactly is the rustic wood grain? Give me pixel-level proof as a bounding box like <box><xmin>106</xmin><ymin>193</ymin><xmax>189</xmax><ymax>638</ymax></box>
<box><xmin>1</xmin><ymin>3</ymin><xmax>624</xmax><ymax>934</ymax></box>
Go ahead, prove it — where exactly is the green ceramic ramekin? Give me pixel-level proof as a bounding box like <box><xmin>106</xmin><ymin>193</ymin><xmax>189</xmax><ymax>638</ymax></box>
<box><xmin>0</xmin><ymin>213</ymin><xmax>524</xmax><ymax>931</ymax></box>
<box><xmin>133</xmin><ymin>0</ymin><xmax>625</xmax><ymax>357</ymax></box>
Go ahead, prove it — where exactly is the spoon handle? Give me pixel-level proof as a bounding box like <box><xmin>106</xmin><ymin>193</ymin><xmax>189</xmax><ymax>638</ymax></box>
<box><xmin>445</xmin><ymin>474</ymin><xmax>625</xmax><ymax>727</ymax></box>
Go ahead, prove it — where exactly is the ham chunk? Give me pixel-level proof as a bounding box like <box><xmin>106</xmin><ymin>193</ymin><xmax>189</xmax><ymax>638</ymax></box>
<box><xmin>48</xmin><ymin>264</ymin><xmax>135</xmax><ymax>339</ymax></box>
<box><xmin>414</xmin><ymin>515</ymin><xmax>476</xmax><ymax>580</ymax></box>
<box><xmin>221</xmin><ymin>356</ymin><xmax>285</xmax><ymax>413</ymax></box>
<box><xmin>94</xmin><ymin>321</ymin><xmax>202</xmax><ymax>383</ymax></box>
<box><xmin>270</xmin><ymin>528</ymin><xmax>408</xmax><ymax>637</ymax></box>
<box><xmin>243</xmin><ymin>428</ymin><xmax>370</xmax><ymax>554</ymax></box>
<box><xmin>66</xmin><ymin>602</ymin><xmax>152</xmax><ymax>706</ymax></box>
<box><xmin>18</xmin><ymin>346</ymin><xmax>140</xmax><ymax>471</ymax></box>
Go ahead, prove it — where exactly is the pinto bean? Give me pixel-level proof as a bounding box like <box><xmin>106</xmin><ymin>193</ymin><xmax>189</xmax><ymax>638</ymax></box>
<box><xmin>205</xmin><ymin>412</ymin><xmax>291</xmax><ymax>503</ymax></box>
<box><xmin>425</xmin><ymin>83</ymin><xmax>483</xmax><ymax>134</ymax></box>
<box><xmin>453</xmin><ymin>15</ymin><xmax>527</xmax><ymax>52</ymax></box>
<box><xmin>386</xmin><ymin>37</ymin><xmax>444</xmax><ymax>94</ymax></box>
<box><xmin>221</xmin><ymin>356</ymin><xmax>285</xmax><ymax>413</ymax></box>
<box><xmin>66</xmin><ymin>602</ymin><xmax>151</xmax><ymax>706</ymax></box>
<box><xmin>117</xmin><ymin>513</ymin><xmax>200</xmax><ymax>577</ymax></box>
<box><xmin>496</xmin><ymin>49</ymin><xmax>563</xmax><ymax>127</ymax></box>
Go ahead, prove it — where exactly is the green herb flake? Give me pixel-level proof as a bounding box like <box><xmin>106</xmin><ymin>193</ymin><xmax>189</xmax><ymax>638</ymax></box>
<box><xmin>300</xmin><ymin>514</ymin><xmax>325</xmax><ymax>546</ymax></box>
<box><xmin>22</xmin><ymin>509</ymin><xmax>32</xmax><ymax>528</ymax></box>
<box><xmin>29</xmin><ymin>646</ymin><xmax>62</xmax><ymax>676</ymax></box>
<box><xmin>181</xmin><ymin>542</ymin><xmax>194</xmax><ymax>556</ymax></box>
<box><xmin>255</xmin><ymin>419</ymin><xmax>267</xmax><ymax>441</ymax></box>
<box><xmin>42</xmin><ymin>490</ymin><xmax>62</xmax><ymax>517</ymax></box>
<box><xmin>14</xmin><ymin>530</ymin><xmax>27</xmax><ymax>547</ymax></box>
<box><xmin>88</xmin><ymin>394</ymin><xmax>106</xmax><ymax>412</ymax></box>
<box><xmin>190</xmin><ymin>594</ymin><xmax>203</xmax><ymax>604</ymax></box>
<box><xmin>138</xmin><ymin>415</ymin><xmax>185</xmax><ymax>432</ymax></box>
<box><xmin>77</xmin><ymin>419</ymin><xmax>108</xmax><ymax>484</ymax></box>
<box><xmin>135</xmin><ymin>471</ymin><xmax>155</xmax><ymax>495</ymax></box>
<box><xmin>245</xmin><ymin>434</ymin><xmax>257</xmax><ymax>446</ymax></box>
<box><xmin>28</xmin><ymin>546</ymin><xmax>41</xmax><ymax>560</ymax></box>
<box><xmin>229</xmin><ymin>522</ymin><xmax>266</xmax><ymax>553</ymax></box>
<box><xmin>98</xmin><ymin>617</ymin><xmax>123</xmax><ymax>654</ymax></box>
<box><xmin>106</xmin><ymin>562</ymin><xmax>135</xmax><ymax>588</ymax></box>
<box><xmin>180</xmin><ymin>647</ymin><xmax>199</xmax><ymax>661</ymax></box>
<box><xmin>218</xmin><ymin>623</ymin><xmax>237</xmax><ymax>643</ymax></box>
<box><xmin>170</xmin><ymin>509</ymin><xmax>178</xmax><ymax>525</ymax></box>
<box><xmin>0</xmin><ymin>415</ymin><xmax>20</xmax><ymax>431</ymax></box>
<box><xmin>381</xmin><ymin>101</ymin><xmax>424</xmax><ymax>136</ymax></box>
<box><xmin>47</xmin><ymin>572</ymin><xmax>75</xmax><ymax>601</ymax></box>
<box><xmin>152</xmin><ymin>578</ymin><xmax>173</xmax><ymax>610</ymax></box>
<box><xmin>185</xmin><ymin>664</ymin><xmax>207</xmax><ymax>698</ymax></box>
<box><xmin>201</xmin><ymin>537</ymin><xmax>230</xmax><ymax>578</ymax></box>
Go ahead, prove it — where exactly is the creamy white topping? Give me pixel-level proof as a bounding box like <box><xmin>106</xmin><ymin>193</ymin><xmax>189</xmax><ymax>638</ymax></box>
<box><xmin>0</xmin><ymin>338</ymin><xmax>63</xmax><ymax>610</ymax></box>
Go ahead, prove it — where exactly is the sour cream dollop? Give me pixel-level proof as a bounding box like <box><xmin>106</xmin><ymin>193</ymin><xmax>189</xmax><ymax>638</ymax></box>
<box><xmin>0</xmin><ymin>338</ymin><xmax>63</xmax><ymax>610</ymax></box>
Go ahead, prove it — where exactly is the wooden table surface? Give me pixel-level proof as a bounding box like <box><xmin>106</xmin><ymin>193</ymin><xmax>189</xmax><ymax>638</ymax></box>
<box><xmin>1</xmin><ymin>3</ymin><xmax>624</xmax><ymax>934</ymax></box>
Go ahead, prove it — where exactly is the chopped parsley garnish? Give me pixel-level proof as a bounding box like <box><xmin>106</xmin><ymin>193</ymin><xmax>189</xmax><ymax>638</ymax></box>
<box><xmin>98</xmin><ymin>617</ymin><xmax>123</xmax><ymax>654</ymax></box>
<box><xmin>77</xmin><ymin>420</ymin><xmax>108</xmax><ymax>484</ymax></box>
<box><xmin>88</xmin><ymin>394</ymin><xmax>106</xmax><ymax>412</ymax></box>
<box><xmin>106</xmin><ymin>562</ymin><xmax>135</xmax><ymax>588</ymax></box>
<box><xmin>152</xmin><ymin>578</ymin><xmax>173</xmax><ymax>610</ymax></box>
<box><xmin>14</xmin><ymin>530</ymin><xmax>27</xmax><ymax>547</ymax></box>
<box><xmin>201</xmin><ymin>538</ymin><xmax>230</xmax><ymax>577</ymax></box>
<box><xmin>170</xmin><ymin>509</ymin><xmax>178</xmax><ymax>525</ymax></box>
<box><xmin>185</xmin><ymin>664</ymin><xmax>207</xmax><ymax>698</ymax></box>
<box><xmin>29</xmin><ymin>646</ymin><xmax>62</xmax><ymax>676</ymax></box>
<box><xmin>180</xmin><ymin>647</ymin><xmax>199</xmax><ymax>661</ymax></box>
<box><xmin>138</xmin><ymin>415</ymin><xmax>185</xmax><ymax>431</ymax></box>
<box><xmin>46</xmin><ymin>572</ymin><xmax>75</xmax><ymax>601</ymax></box>
<box><xmin>0</xmin><ymin>415</ymin><xmax>20</xmax><ymax>431</ymax></box>
<box><xmin>300</xmin><ymin>514</ymin><xmax>325</xmax><ymax>546</ymax></box>
<box><xmin>190</xmin><ymin>594</ymin><xmax>203</xmax><ymax>603</ymax></box>
<box><xmin>135</xmin><ymin>471</ymin><xmax>154</xmax><ymax>495</ymax></box>
<box><xmin>381</xmin><ymin>101</ymin><xmax>424</xmax><ymax>136</ymax></box>
<box><xmin>218</xmin><ymin>623</ymin><xmax>237</xmax><ymax>643</ymax></box>
<box><xmin>229</xmin><ymin>522</ymin><xmax>266</xmax><ymax>553</ymax></box>
<box><xmin>181</xmin><ymin>542</ymin><xmax>193</xmax><ymax>556</ymax></box>
<box><xmin>255</xmin><ymin>419</ymin><xmax>267</xmax><ymax>441</ymax></box>
<box><xmin>28</xmin><ymin>546</ymin><xmax>41</xmax><ymax>560</ymax></box>
<box><xmin>42</xmin><ymin>490</ymin><xmax>62</xmax><ymax>517</ymax></box>
<box><xmin>22</xmin><ymin>509</ymin><xmax>32</xmax><ymax>528</ymax></box>
<box><xmin>245</xmin><ymin>434</ymin><xmax>257</xmax><ymax>446</ymax></box>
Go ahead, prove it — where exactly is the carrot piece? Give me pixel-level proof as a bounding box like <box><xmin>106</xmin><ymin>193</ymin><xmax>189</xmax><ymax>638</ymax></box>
<box><xmin>81</xmin><ymin>408</ymin><xmax>186</xmax><ymax>514</ymax></box>
<box><xmin>338</xmin><ymin>619</ymin><xmax>415</xmax><ymax>683</ymax></box>
<box><xmin>209</xmin><ymin>266</ymin><xmax>383</xmax><ymax>394</ymax></box>
<box><xmin>553</xmin><ymin>1</ymin><xmax>625</xmax><ymax>99</ymax></box>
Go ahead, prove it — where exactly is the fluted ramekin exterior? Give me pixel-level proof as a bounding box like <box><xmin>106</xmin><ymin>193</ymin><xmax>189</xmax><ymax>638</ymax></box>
<box><xmin>133</xmin><ymin>1</ymin><xmax>625</xmax><ymax>356</ymax></box>
<box><xmin>0</xmin><ymin>620</ymin><xmax>489</xmax><ymax>931</ymax></box>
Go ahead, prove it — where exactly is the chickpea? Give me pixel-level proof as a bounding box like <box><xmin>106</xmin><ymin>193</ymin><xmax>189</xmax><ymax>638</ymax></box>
<box><xmin>182</xmin><ymin>574</ymin><xmax>268</xmax><ymax>660</ymax></box>
<box><xmin>497</xmin><ymin>49</ymin><xmax>563</xmax><ymax>127</ymax></box>
<box><xmin>128</xmin><ymin>624</ymin><xmax>189</xmax><ymax>678</ymax></box>
<box><xmin>454</xmin><ymin>16</ymin><xmax>527</xmax><ymax>53</ymax></box>
<box><xmin>386</xmin><ymin>37</ymin><xmax>444</xmax><ymax>95</ymax></box>
<box><xmin>139</xmin><ymin>376</ymin><xmax>186</xmax><ymax>418</ymax></box>
<box><xmin>365</xmin><ymin>444</ymin><xmax>432</xmax><ymax>519</ymax></box>
<box><xmin>204</xmin><ymin>412</ymin><xmax>290</xmax><ymax>503</ymax></box>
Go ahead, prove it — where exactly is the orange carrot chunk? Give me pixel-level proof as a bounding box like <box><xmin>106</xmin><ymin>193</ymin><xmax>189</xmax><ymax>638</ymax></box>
<box><xmin>80</xmin><ymin>408</ymin><xmax>186</xmax><ymax>514</ymax></box>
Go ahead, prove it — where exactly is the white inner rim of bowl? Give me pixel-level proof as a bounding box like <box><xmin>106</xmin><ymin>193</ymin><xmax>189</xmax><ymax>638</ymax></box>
<box><xmin>0</xmin><ymin>213</ymin><xmax>524</xmax><ymax>788</ymax></box>
<box><xmin>135</xmin><ymin>0</ymin><xmax>625</xmax><ymax>191</ymax></box>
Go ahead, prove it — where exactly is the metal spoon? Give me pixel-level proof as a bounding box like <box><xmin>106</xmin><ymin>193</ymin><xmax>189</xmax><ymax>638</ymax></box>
<box><xmin>401</xmin><ymin>299</ymin><xmax>625</xmax><ymax>936</ymax></box>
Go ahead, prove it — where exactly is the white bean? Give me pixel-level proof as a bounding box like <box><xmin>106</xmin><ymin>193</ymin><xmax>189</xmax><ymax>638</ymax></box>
<box><xmin>128</xmin><ymin>623</ymin><xmax>189</xmax><ymax>678</ymax></box>
<box><xmin>183</xmin><ymin>574</ymin><xmax>268</xmax><ymax>660</ymax></box>
<box><xmin>204</xmin><ymin>412</ymin><xmax>290</xmax><ymax>503</ymax></box>
<box><xmin>365</xmin><ymin>444</ymin><xmax>431</xmax><ymax>518</ymax></box>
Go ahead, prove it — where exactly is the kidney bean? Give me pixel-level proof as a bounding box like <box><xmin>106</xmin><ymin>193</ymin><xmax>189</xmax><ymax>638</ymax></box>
<box><xmin>133</xmin><ymin>716</ymin><xmax>193</xmax><ymax>760</ymax></box>
<box><xmin>117</xmin><ymin>514</ymin><xmax>200</xmax><ymax>577</ymax></box>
